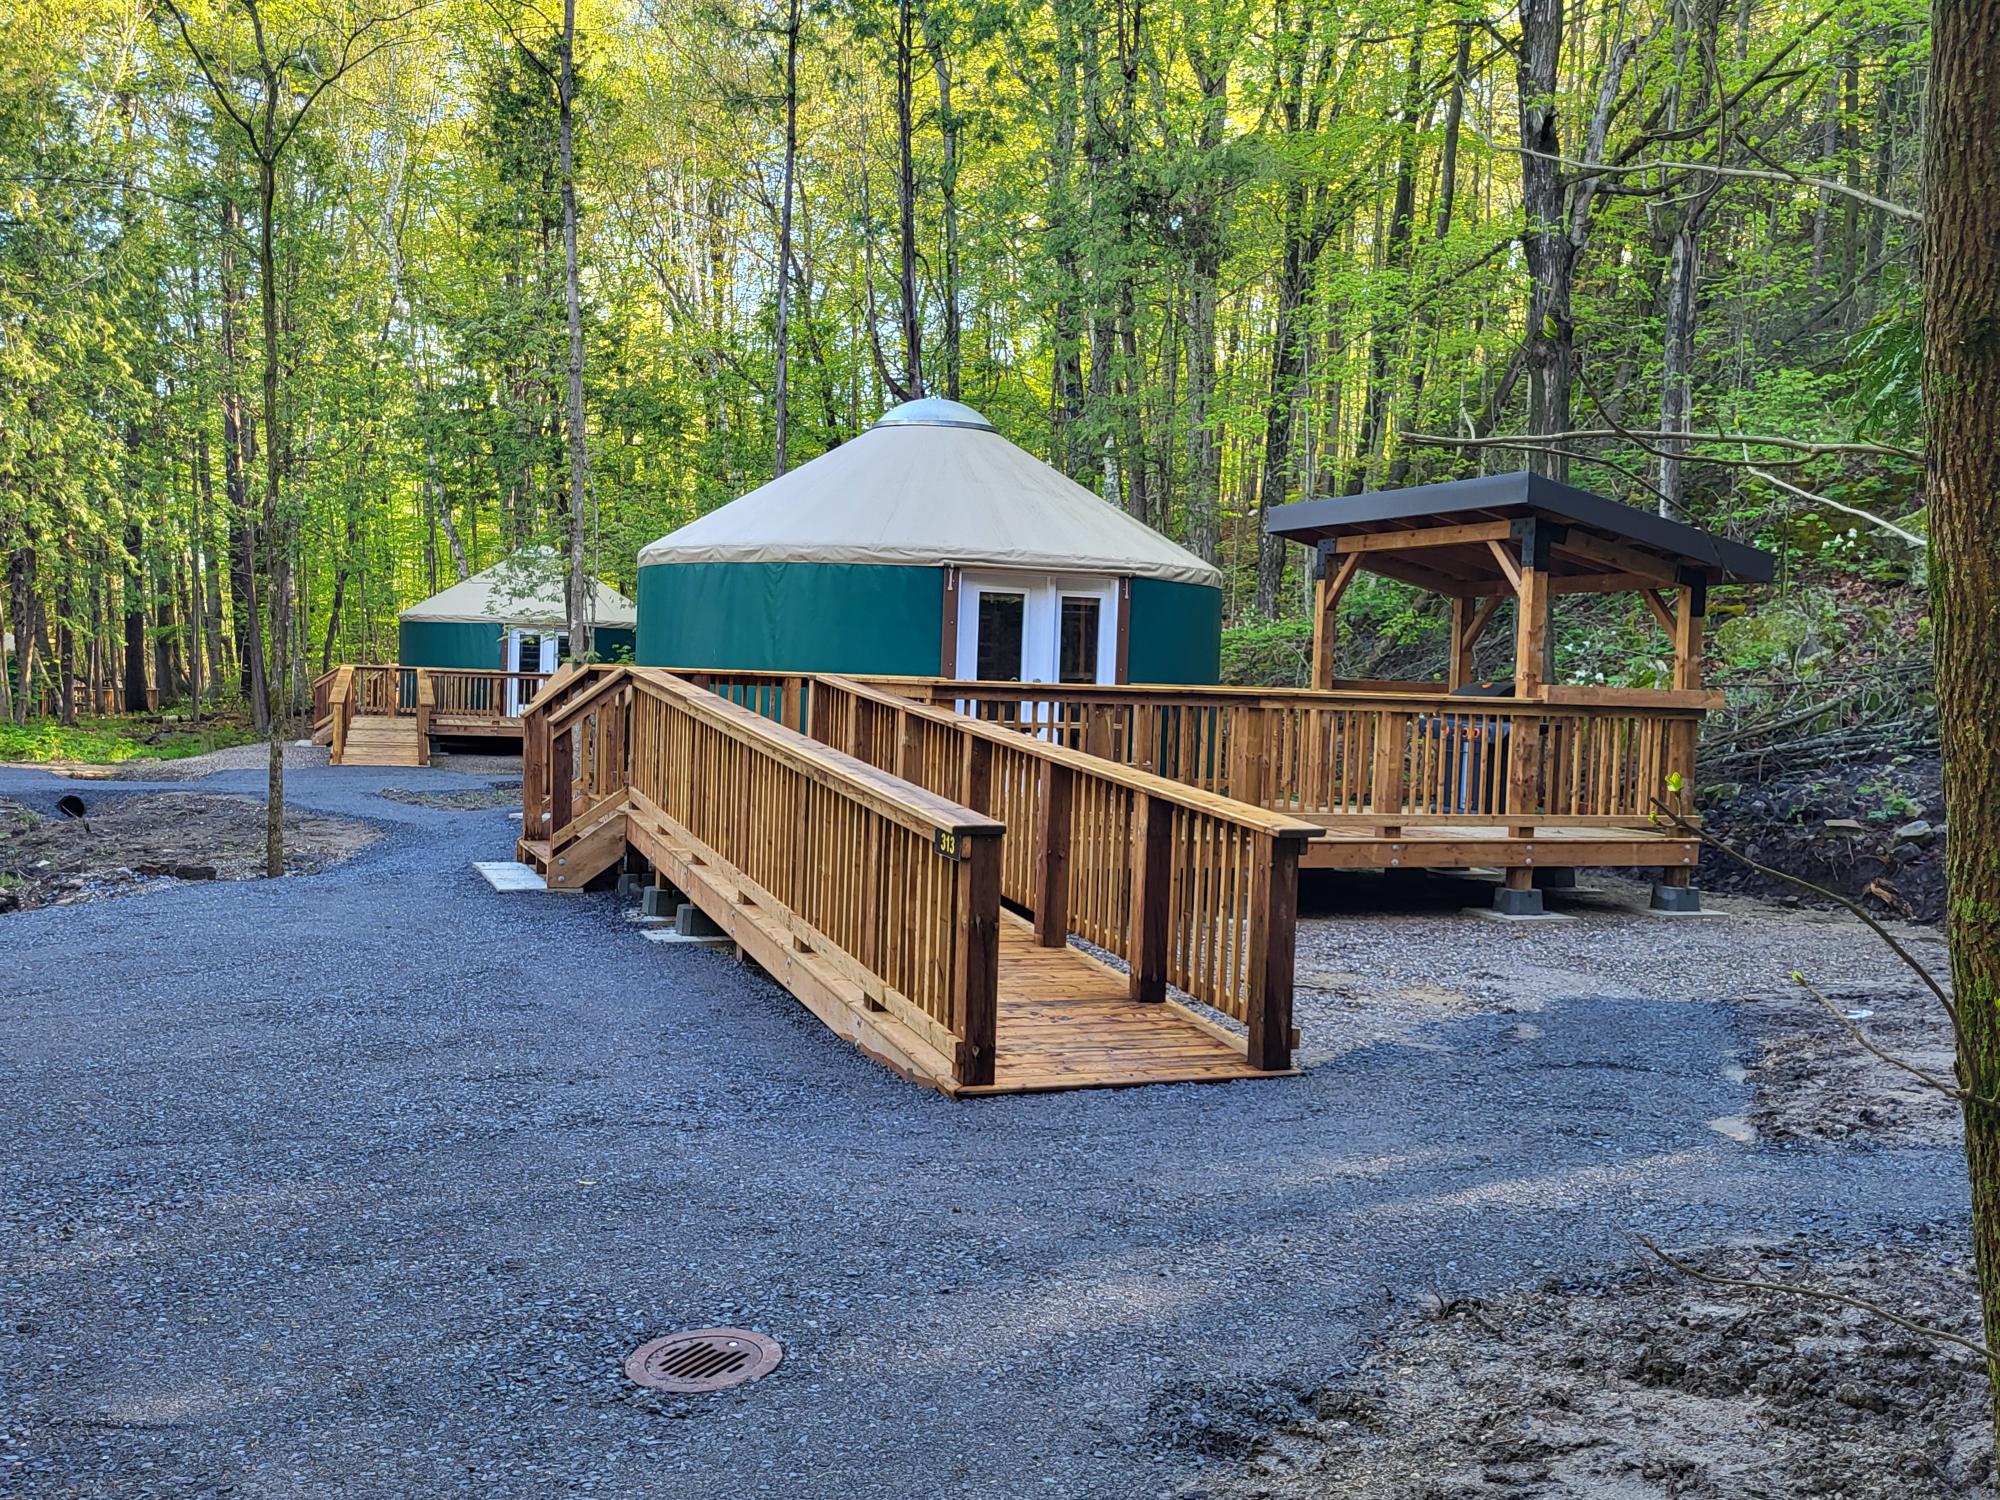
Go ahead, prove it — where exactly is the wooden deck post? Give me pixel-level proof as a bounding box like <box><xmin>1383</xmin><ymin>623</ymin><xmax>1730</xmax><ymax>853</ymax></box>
<box><xmin>1127</xmin><ymin>794</ymin><xmax>1173</xmax><ymax>1003</ymax></box>
<box><xmin>951</xmin><ymin>831</ymin><xmax>1000</xmax><ymax>1086</ymax></box>
<box><xmin>961</xmin><ymin>735</ymin><xmax>993</xmax><ymax>814</ymax></box>
<box><xmin>1247</xmin><ymin>834</ymin><xmax>1300</xmax><ymax>1071</ymax></box>
<box><xmin>1370</xmin><ymin>710</ymin><xmax>1405</xmax><ymax>831</ymax></box>
<box><xmin>521</xmin><ymin>708</ymin><xmax>546</xmax><ymax>830</ymax></box>
<box><xmin>897</xmin><ymin>709</ymin><xmax>925</xmax><ymax>783</ymax></box>
<box><xmin>1032</xmin><ymin>759</ymin><xmax>1074</xmax><ymax>947</ymax></box>
<box><xmin>413</xmin><ymin>670</ymin><xmax>433</xmax><ymax>767</ymax></box>
<box><xmin>1232</xmin><ymin>707</ymin><xmax>1270</xmax><ymax>807</ymax></box>
<box><xmin>550</xmin><ymin>725</ymin><xmax>574</xmax><ymax>832</ymax></box>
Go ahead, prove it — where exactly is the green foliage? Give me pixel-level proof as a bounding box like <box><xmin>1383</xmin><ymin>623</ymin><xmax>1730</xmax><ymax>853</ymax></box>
<box><xmin>1221</xmin><ymin>615</ymin><xmax>1311</xmax><ymax>687</ymax></box>
<box><xmin>0</xmin><ymin>716</ymin><xmax>258</xmax><ymax>765</ymax></box>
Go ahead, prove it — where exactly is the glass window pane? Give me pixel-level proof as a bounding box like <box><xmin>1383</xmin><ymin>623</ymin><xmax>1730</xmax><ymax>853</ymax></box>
<box><xmin>976</xmin><ymin>592</ymin><xmax>1026</xmax><ymax>681</ymax></box>
<box><xmin>1059</xmin><ymin>597</ymin><xmax>1101</xmax><ymax>684</ymax></box>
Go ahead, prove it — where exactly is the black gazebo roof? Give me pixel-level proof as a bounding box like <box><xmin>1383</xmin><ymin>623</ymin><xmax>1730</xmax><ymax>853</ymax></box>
<box><xmin>1265</xmin><ymin>471</ymin><xmax>1776</xmax><ymax>591</ymax></box>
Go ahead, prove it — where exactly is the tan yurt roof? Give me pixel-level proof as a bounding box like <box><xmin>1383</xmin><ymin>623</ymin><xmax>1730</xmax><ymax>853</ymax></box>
<box><xmin>400</xmin><ymin>552</ymin><xmax>637</xmax><ymax>628</ymax></box>
<box><xmin>637</xmin><ymin>399</ymin><xmax>1222</xmax><ymax>588</ymax></box>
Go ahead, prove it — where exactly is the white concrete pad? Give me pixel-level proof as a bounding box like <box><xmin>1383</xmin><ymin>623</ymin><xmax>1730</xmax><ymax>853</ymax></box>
<box><xmin>642</xmin><ymin>928</ymin><xmax>734</xmax><ymax>949</ymax></box>
<box><xmin>1465</xmin><ymin>906</ymin><xmax>1576</xmax><ymax>924</ymax></box>
<box><xmin>474</xmin><ymin>861</ymin><xmax>547</xmax><ymax>892</ymax></box>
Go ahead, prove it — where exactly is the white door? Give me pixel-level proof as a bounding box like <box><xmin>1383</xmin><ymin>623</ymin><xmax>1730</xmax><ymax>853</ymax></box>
<box><xmin>505</xmin><ymin>630</ymin><xmax>568</xmax><ymax>715</ymax></box>
<box><xmin>956</xmin><ymin>572</ymin><xmax>1117</xmax><ymax>685</ymax></box>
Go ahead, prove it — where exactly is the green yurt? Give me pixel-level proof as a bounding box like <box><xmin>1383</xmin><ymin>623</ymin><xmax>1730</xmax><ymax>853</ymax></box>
<box><xmin>398</xmin><ymin>552</ymin><xmax>638</xmax><ymax>672</ymax></box>
<box><xmin>635</xmin><ymin>398</ymin><xmax>1222</xmax><ymax>683</ymax></box>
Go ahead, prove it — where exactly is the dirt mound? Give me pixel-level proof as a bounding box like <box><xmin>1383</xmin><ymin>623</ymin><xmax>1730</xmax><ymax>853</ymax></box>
<box><xmin>1190</xmin><ymin>1234</ymin><xmax>1988</xmax><ymax>1499</ymax></box>
<box><xmin>0</xmin><ymin>793</ymin><xmax>376</xmax><ymax>912</ymax></box>
<box><xmin>1700</xmin><ymin>757</ymin><xmax>1944</xmax><ymax>923</ymax></box>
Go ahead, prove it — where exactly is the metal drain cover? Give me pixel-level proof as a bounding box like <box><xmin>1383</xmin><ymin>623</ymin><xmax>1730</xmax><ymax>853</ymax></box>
<box><xmin>624</xmin><ymin>1328</ymin><xmax>783</xmax><ymax>1393</ymax></box>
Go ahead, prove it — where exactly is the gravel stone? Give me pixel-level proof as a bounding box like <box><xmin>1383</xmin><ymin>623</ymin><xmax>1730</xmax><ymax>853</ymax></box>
<box><xmin>0</xmin><ymin>766</ymin><xmax>1969</xmax><ymax>1497</ymax></box>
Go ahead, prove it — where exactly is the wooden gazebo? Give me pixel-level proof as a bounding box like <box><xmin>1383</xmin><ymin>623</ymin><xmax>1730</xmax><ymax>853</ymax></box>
<box><xmin>1264</xmin><ymin>471</ymin><xmax>1775</xmax><ymax>911</ymax></box>
<box><xmin>1271</xmin><ymin>470</ymin><xmax>1773</xmax><ymax>701</ymax></box>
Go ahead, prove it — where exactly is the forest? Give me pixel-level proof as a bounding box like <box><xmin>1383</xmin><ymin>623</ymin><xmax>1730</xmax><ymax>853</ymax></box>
<box><xmin>2</xmin><ymin>0</ymin><xmax>1930</xmax><ymax>729</ymax></box>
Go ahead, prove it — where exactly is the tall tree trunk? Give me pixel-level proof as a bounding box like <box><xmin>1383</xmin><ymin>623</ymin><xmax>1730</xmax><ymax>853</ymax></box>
<box><xmin>1181</xmin><ymin>31</ymin><xmax>1230</xmax><ymax>563</ymax></box>
<box><xmin>774</xmin><ymin>0</ymin><xmax>800</xmax><ymax>474</ymax></box>
<box><xmin>1517</xmin><ymin>0</ymin><xmax>1573</xmax><ymax>482</ymax></box>
<box><xmin>219</xmin><ymin>193</ymin><xmax>264</xmax><ymax>722</ymax></box>
<box><xmin>559</xmin><ymin>0</ymin><xmax>590</xmax><ymax>656</ymax></box>
<box><xmin>922</xmin><ymin>0</ymin><xmax>961</xmax><ymax>402</ymax></box>
<box><xmin>1350</xmin><ymin>15</ymin><xmax>1426</xmax><ymax>494</ymax></box>
<box><xmin>121</xmin><ymin>523</ymin><xmax>148</xmax><ymax>712</ymax></box>
<box><xmin>1386</xmin><ymin>20</ymin><xmax>1470</xmax><ymax>491</ymax></box>
<box><xmin>1654</xmin><ymin>0</ymin><xmax>1723</xmax><ymax>517</ymax></box>
<box><xmin>1923</xmin><ymin>0</ymin><xmax>2000</xmax><ymax>1440</ymax></box>
<box><xmin>258</xmin><ymin>146</ymin><xmax>289</xmax><ymax>880</ymax></box>
<box><xmin>893</xmin><ymin>0</ymin><xmax>925</xmax><ymax>399</ymax></box>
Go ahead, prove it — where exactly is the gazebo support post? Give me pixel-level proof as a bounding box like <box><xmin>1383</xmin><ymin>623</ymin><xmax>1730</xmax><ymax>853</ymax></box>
<box><xmin>1673</xmin><ymin>573</ymin><xmax>1708</xmax><ymax>690</ymax></box>
<box><xmin>1510</xmin><ymin>519</ymin><xmax>1553</xmax><ymax>697</ymax></box>
<box><xmin>1310</xmin><ymin>544</ymin><xmax>1361</xmax><ymax>691</ymax></box>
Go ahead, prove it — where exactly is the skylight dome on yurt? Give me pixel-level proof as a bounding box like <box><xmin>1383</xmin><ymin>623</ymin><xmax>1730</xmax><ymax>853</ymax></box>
<box><xmin>635</xmin><ymin>400</ymin><xmax>1222</xmax><ymax>683</ymax></box>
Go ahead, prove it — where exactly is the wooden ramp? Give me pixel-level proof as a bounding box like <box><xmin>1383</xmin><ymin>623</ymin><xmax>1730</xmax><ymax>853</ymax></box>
<box><xmin>518</xmin><ymin>667</ymin><xmax>1318</xmax><ymax>1099</ymax></box>
<box><xmin>969</xmin><ymin>916</ymin><xmax>1290</xmax><ymax>1095</ymax></box>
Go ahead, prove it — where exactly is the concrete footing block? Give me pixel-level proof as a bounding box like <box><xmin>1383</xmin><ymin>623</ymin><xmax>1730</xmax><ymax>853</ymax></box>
<box><xmin>640</xmin><ymin>885</ymin><xmax>676</xmax><ymax>918</ymax></box>
<box><xmin>1491</xmin><ymin>885</ymin><xmax>1546</xmax><ymax>918</ymax></box>
<box><xmin>1650</xmin><ymin>882</ymin><xmax>1703</xmax><ymax>914</ymax></box>
<box><xmin>676</xmin><ymin>902</ymin><xmax>726</xmax><ymax>938</ymax></box>
<box><xmin>615</xmin><ymin>872</ymin><xmax>646</xmax><ymax>898</ymax></box>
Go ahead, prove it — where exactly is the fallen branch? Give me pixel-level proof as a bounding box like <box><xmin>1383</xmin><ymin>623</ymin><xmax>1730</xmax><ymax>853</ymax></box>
<box><xmin>1403</xmin><ymin>428</ymin><xmax>1921</xmax><ymax>463</ymax></box>
<box><xmin>1631</xmin><ymin>1234</ymin><xmax>1994</xmax><ymax>1367</ymax></box>
<box><xmin>1496</xmin><ymin>141</ymin><xmax>1923</xmax><ymax>224</ymax></box>
<box><xmin>1743</xmin><ymin>463</ymin><xmax>1926</xmax><ymax>548</ymax></box>
<box><xmin>1791</xmin><ymin>972</ymin><xmax>1986</xmax><ymax>1108</ymax></box>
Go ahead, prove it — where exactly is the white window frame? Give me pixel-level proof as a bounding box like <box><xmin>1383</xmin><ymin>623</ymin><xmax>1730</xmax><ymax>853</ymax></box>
<box><xmin>955</xmin><ymin>570</ymin><xmax>1118</xmax><ymax>685</ymax></box>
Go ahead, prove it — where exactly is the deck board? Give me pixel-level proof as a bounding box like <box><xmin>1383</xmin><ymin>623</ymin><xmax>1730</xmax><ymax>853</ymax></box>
<box><xmin>958</xmin><ymin>915</ymin><xmax>1290</xmax><ymax>1096</ymax></box>
<box><xmin>1295</xmin><ymin>816</ymin><xmax>1698</xmax><ymax>871</ymax></box>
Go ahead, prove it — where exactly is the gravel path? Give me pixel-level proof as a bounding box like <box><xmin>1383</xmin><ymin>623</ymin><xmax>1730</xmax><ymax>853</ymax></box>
<box><xmin>0</xmin><ymin>763</ymin><xmax>1969</xmax><ymax>1498</ymax></box>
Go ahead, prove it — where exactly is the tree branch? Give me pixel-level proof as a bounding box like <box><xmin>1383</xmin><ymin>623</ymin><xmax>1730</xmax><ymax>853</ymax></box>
<box><xmin>1631</xmin><ymin>1235</ymin><xmax>1995</xmax><ymax>1368</ymax></box>
<box><xmin>1405</xmin><ymin>428</ymin><xmax>1921</xmax><ymax>463</ymax></box>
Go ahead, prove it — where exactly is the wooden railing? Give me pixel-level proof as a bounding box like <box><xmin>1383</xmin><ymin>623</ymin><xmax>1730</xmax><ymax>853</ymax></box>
<box><xmin>310</xmin><ymin>667</ymin><xmax>345</xmax><ymax>735</ymax></box>
<box><xmin>520</xmin><ymin>663</ymin><xmax>609</xmax><ymax>842</ymax></box>
<box><xmin>428</xmin><ymin>669</ymin><xmax>554</xmax><ymax>723</ymax></box>
<box><xmin>802</xmin><ymin>675</ymin><xmax>1319</xmax><ymax>1069</ymax></box>
<box><xmin>863</xmin><ymin>679</ymin><xmax>1708</xmax><ymax>831</ymax></box>
<box><xmin>349</xmin><ymin>664</ymin><xmax>413</xmax><ymax>716</ymax></box>
<box><xmin>523</xmin><ymin>667</ymin><xmax>1005</xmax><ymax>1085</ymax></box>
<box><xmin>324</xmin><ymin>667</ymin><xmax>356</xmax><ymax>762</ymax></box>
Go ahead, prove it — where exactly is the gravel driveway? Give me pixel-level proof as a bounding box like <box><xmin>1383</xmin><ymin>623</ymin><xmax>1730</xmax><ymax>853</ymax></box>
<box><xmin>0</xmin><ymin>763</ymin><xmax>1969</xmax><ymax>1498</ymax></box>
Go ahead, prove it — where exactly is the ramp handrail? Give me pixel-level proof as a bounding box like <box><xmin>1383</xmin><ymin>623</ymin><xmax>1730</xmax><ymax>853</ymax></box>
<box><xmin>806</xmin><ymin>675</ymin><xmax>1318</xmax><ymax>1070</ymax></box>
<box><xmin>520</xmin><ymin>667</ymin><xmax>1006</xmax><ymax>1086</ymax></box>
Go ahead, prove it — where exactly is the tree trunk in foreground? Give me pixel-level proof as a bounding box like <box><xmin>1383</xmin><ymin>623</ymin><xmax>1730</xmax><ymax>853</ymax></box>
<box><xmin>559</xmin><ymin>0</ymin><xmax>590</xmax><ymax>657</ymax></box>
<box><xmin>1923</xmin><ymin>0</ymin><xmax>2000</xmax><ymax>1434</ymax></box>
